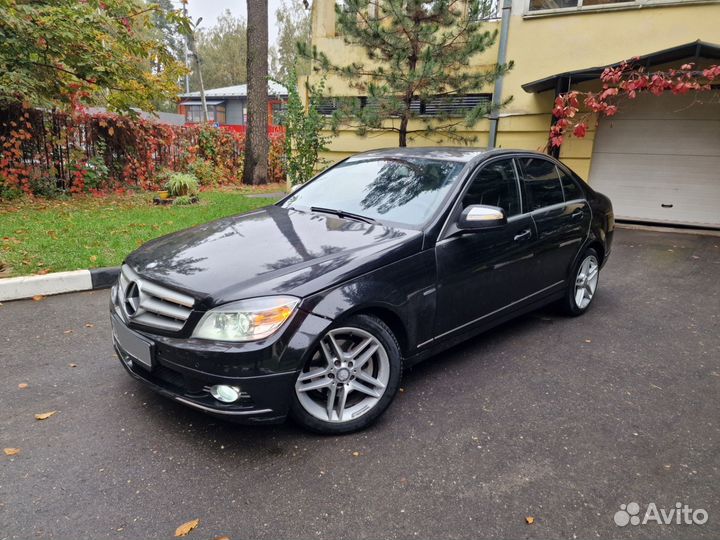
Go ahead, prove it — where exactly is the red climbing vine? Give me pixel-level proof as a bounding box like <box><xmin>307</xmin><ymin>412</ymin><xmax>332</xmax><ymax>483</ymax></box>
<box><xmin>549</xmin><ymin>60</ymin><xmax>720</xmax><ymax>149</ymax></box>
<box><xmin>0</xmin><ymin>103</ymin><xmax>286</xmax><ymax>199</ymax></box>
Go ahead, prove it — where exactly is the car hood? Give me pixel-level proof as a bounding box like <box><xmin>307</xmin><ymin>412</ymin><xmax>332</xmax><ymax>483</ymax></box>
<box><xmin>125</xmin><ymin>205</ymin><xmax>422</xmax><ymax>309</ymax></box>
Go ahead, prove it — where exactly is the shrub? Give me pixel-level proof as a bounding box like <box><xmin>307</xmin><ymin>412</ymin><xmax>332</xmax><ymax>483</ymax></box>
<box><xmin>0</xmin><ymin>104</ymin><xmax>288</xmax><ymax>200</ymax></box>
<box><xmin>282</xmin><ymin>69</ymin><xmax>329</xmax><ymax>186</ymax></box>
<box><xmin>0</xmin><ymin>183</ymin><xmax>23</xmax><ymax>200</ymax></box>
<box><xmin>83</xmin><ymin>141</ymin><xmax>111</xmax><ymax>191</ymax></box>
<box><xmin>172</xmin><ymin>195</ymin><xmax>194</xmax><ymax>206</ymax></box>
<box><xmin>0</xmin><ymin>172</ymin><xmax>23</xmax><ymax>200</ymax></box>
<box><xmin>165</xmin><ymin>173</ymin><xmax>199</xmax><ymax>197</ymax></box>
<box><xmin>29</xmin><ymin>176</ymin><xmax>65</xmax><ymax>198</ymax></box>
<box><xmin>188</xmin><ymin>158</ymin><xmax>217</xmax><ymax>187</ymax></box>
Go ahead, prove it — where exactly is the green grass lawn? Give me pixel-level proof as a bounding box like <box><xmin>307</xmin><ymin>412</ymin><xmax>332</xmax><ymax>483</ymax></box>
<box><xmin>0</xmin><ymin>189</ymin><xmax>283</xmax><ymax>278</ymax></box>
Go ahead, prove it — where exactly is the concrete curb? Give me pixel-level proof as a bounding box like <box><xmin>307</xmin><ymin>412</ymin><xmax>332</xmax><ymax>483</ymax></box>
<box><xmin>0</xmin><ymin>266</ymin><xmax>119</xmax><ymax>302</ymax></box>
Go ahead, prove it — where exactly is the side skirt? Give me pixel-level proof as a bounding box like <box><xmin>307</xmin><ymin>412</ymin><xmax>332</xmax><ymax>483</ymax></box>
<box><xmin>403</xmin><ymin>290</ymin><xmax>565</xmax><ymax>368</ymax></box>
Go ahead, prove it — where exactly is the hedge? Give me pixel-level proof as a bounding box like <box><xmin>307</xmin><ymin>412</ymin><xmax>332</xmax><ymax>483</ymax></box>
<box><xmin>0</xmin><ymin>104</ymin><xmax>285</xmax><ymax>198</ymax></box>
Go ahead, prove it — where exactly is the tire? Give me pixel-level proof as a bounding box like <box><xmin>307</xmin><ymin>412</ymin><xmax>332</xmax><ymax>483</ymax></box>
<box><xmin>561</xmin><ymin>247</ymin><xmax>601</xmax><ymax>316</ymax></box>
<box><xmin>290</xmin><ymin>314</ymin><xmax>402</xmax><ymax>435</ymax></box>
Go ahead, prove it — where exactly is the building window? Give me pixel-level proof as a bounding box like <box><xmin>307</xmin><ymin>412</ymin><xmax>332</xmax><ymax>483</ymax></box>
<box><xmin>474</xmin><ymin>0</ymin><xmax>502</xmax><ymax>19</ymax></box>
<box><xmin>184</xmin><ymin>106</ymin><xmax>203</xmax><ymax>123</ymax></box>
<box><xmin>317</xmin><ymin>97</ymin><xmax>342</xmax><ymax>116</ymax></box>
<box><xmin>271</xmin><ymin>102</ymin><xmax>288</xmax><ymax>126</ymax></box>
<box><xmin>528</xmin><ymin>0</ymin><xmax>638</xmax><ymax>12</ymax></box>
<box><xmin>184</xmin><ymin>104</ymin><xmax>226</xmax><ymax>124</ymax></box>
<box><xmin>419</xmin><ymin>95</ymin><xmax>492</xmax><ymax>117</ymax></box>
<box><xmin>317</xmin><ymin>95</ymin><xmax>492</xmax><ymax>117</ymax></box>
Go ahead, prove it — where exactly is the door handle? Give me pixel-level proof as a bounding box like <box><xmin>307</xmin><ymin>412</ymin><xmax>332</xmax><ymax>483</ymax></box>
<box><xmin>571</xmin><ymin>209</ymin><xmax>584</xmax><ymax>220</ymax></box>
<box><xmin>514</xmin><ymin>229</ymin><xmax>532</xmax><ymax>241</ymax></box>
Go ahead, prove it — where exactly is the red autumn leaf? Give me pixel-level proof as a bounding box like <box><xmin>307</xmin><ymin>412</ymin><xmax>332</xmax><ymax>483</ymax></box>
<box><xmin>572</xmin><ymin>123</ymin><xmax>587</xmax><ymax>138</ymax></box>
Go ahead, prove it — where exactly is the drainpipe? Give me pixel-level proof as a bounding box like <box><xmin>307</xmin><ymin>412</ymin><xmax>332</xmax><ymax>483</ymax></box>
<box><xmin>488</xmin><ymin>0</ymin><xmax>512</xmax><ymax>149</ymax></box>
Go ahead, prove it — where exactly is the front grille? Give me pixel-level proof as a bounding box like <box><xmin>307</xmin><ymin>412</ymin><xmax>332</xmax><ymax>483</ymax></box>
<box><xmin>117</xmin><ymin>264</ymin><xmax>195</xmax><ymax>332</ymax></box>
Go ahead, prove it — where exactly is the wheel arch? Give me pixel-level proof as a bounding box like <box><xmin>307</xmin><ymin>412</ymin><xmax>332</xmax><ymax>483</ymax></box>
<box><xmin>586</xmin><ymin>240</ymin><xmax>605</xmax><ymax>265</ymax></box>
<box><xmin>346</xmin><ymin>305</ymin><xmax>409</xmax><ymax>359</ymax></box>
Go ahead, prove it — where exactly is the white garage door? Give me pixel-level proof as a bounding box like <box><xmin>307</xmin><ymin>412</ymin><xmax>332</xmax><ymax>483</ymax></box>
<box><xmin>588</xmin><ymin>92</ymin><xmax>720</xmax><ymax>228</ymax></box>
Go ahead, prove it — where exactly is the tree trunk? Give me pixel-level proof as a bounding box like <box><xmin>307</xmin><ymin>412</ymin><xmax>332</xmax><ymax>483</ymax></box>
<box><xmin>398</xmin><ymin>117</ymin><xmax>408</xmax><ymax>147</ymax></box>
<box><xmin>244</xmin><ymin>0</ymin><xmax>269</xmax><ymax>185</ymax></box>
<box><xmin>399</xmin><ymin>50</ymin><xmax>417</xmax><ymax>148</ymax></box>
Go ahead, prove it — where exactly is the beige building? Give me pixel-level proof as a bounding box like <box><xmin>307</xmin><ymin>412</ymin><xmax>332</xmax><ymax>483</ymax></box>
<box><xmin>308</xmin><ymin>0</ymin><xmax>720</xmax><ymax>228</ymax></box>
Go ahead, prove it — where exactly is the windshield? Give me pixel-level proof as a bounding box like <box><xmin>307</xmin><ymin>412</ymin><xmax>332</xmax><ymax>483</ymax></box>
<box><xmin>280</xmin><ymin>157</ymin><xmax>466</xmax><ymax>227</ymax></box>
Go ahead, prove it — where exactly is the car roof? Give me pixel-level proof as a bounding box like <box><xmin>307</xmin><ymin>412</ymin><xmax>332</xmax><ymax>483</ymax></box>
<box><xmin>345</xmin><ymin>147</ymin><xmax>487</xmax><ymax>163</ymax></box>
<box><xmin>344</xmin><ymin>147</ymin><xmax>542</xmax><ymax>164</ymax></box>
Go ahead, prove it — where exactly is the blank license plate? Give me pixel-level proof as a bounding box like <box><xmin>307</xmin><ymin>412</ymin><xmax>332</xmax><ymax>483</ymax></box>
<box><xmin>112</xmin><ymin>316</ymin><xmax>154</xmax><ymax>370</ymax></box>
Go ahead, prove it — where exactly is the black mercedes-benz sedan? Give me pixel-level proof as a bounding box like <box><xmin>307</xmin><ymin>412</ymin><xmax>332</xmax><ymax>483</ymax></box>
<box><xmin>110</xmin><ymin>148</ymin><xmax>614</xmax><ymax>434</ymax></box>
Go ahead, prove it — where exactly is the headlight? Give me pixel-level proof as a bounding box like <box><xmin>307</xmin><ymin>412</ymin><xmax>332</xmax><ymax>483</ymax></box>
<box><xmin>192</xmin><ymin>296</ymin><xmax>299</xmax><ymax>342</ymax></box>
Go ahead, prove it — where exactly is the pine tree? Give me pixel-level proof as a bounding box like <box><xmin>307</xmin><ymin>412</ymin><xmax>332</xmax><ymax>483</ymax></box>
<box><xmin>303</xmin><ymin>0</ymin><xmax>512</xmax><ymax>147</ymax></box>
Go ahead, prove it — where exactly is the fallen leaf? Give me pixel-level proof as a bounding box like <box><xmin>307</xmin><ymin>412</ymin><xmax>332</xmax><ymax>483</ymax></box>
<box><xmin>3</xmin><ymin>448</ymin><xmax>20</xmax><ymax>456</ymax></box>
<box><xmin>84</xmin><ymin>323</ymin><xmax>94</xmax><ymax>328</ymax></box>
<box><xmin>352</xmin><ymin>451</ymin><xmax>360</xmax><ymax>457</ymax></box>
<box><xmin>37</xmin><ymin>269</ymin><xmax>50</xmax><ymax>275</ymax></box>
<box><xmin>174</xmin><ymin>518</ymin><xmax>199</xmax><ymax>537</ymax></box>
<box><xmin>89</xmin><ymin>255</ymin><xmax>97</xmax><ymax>262</ymax></box>
<box><xmin>68</xmin><ymin>363</ymin><xmax>78</xmax><ymax>368</ymax></box>
<box><xmin>526</xmin><ymin>516</ymin><xmax>535</xmax><ymax>525</ymax></box>
<box><xmin>32</xmin><ymin>295</ymin><xmax>45</xmax><ymax>302</ymax></box>
<box><xmin>399</xmin><ymin>388</ymin><xmax>405</xmax><ymax>393</ymax></box>
<box><xmin>34</xmin><ymin>411</ymin><xmax>57</xmax><ymax>420</ymax></box>
<box><xmin>63</xmin><ymin>330</ymin><xmax>73</xmax><ymax>334</ymax></box>
<box><xmin>214</xmin><ymin>536</ymin><xmax>230</xmax><ymax>540</ymax></box>
<box><xmin>18</xmin><ymin>382</ymin><xmax>28</xmax><ymax>389</ymax></box>
<box><xmin>584</xmin><ymin>339</ymin><xmax>592</xmax><ymax>343</ymax></box>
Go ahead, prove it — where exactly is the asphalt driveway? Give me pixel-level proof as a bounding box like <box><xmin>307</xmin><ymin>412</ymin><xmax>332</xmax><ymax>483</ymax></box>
<box><xmin>1</xmin><ymin>228</ymin><xmax>719</xmax><ymax>539</ymax></box>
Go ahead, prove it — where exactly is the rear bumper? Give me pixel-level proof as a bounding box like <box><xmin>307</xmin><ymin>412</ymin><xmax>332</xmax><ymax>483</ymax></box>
<box><xmin>111</xmin><ymin>308</ymin><xmax>333</xmax><ymax>424</ymax></box>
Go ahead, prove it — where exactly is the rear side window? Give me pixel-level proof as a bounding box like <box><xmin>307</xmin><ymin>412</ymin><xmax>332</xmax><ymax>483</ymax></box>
<box><xmin>519</xmin><ymin>157</ymin><xmax>564</xmax><ymax>211</ymax></box>
<box><xmin>462</xmin><ymin>159</ymin><xmax>521</xmax><ymax>217</ymax></box>
<box><xmin>558</xmin><ymin>167</ymin><xmax>583</xmax><ymax>201</ymax></box>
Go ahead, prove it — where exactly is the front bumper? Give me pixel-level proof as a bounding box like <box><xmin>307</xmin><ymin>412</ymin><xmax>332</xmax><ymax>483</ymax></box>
<box><xmin>111</xmin><ymin>307</ymin><xmax>333</xmax><ymax>424</ymax></box>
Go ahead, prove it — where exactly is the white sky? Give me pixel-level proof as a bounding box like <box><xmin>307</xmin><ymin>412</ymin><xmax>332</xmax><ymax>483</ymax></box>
<box><xmin>173</xmin><ymin>0</ymin><xmax>286</xmax><ymax>46</ymax></box>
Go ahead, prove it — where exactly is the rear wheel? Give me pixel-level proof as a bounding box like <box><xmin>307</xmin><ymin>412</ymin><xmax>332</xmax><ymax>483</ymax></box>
<box><xmin>562</xmin><ymin>248</ymin><xmax>600</xmax><ymax>316</ymax></box>
<box><xmin>290</xmin><ymin>314</ymin><xmax>402</xmax><ymax>434</ymax></box>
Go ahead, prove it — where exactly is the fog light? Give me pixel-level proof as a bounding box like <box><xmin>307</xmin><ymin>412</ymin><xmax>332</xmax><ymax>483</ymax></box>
<box><xmin>210</xmin><ymin>385</ymin><xmax>241</xmax><ymax>403</ymax></box>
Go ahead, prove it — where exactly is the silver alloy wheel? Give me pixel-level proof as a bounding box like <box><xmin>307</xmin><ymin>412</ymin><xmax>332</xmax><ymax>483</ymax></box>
<box><xmin>295</xmin><ymin>327</ymin><xmax>390</xmax><ymax>423</ymax></box>
<box><xmin>574</xmin><ymin>254</ymin><xmax>599</xmax><ymax>309</ymax></box>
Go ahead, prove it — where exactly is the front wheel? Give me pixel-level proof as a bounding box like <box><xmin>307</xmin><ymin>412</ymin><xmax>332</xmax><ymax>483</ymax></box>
<box><xmin>561</xmin><ymin>248</ymin><xmax>600</xmax><ymax>316</ymax></box>
<box><xmin>290</xmin><ymin>314</ymin><xmax>402</xmax><ymax>434</ymax></box>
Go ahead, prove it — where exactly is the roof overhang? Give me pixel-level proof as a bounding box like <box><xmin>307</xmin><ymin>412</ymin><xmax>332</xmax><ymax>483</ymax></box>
<box><xmin>179</xmin><ymin>100</ymin><xmax>226</xmax><ymax>106</ymax></box>
<box><xmin>522</xmin><ymin>40</ymin><xmax>720</xmax><ymax>94</ymax></box>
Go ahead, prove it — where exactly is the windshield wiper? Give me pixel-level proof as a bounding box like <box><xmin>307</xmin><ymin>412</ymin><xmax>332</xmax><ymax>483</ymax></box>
<box><xmin>310</xmin><ymin>206</ymin><xmax>377</xmax><ymax>225</ymax></box>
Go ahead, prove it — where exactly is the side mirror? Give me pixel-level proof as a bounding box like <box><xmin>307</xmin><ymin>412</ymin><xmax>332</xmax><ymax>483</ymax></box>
<box><xmin>458</xmin><ymin>204</ymin><xmax>507</xmax><ymax>231</ymax></box>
